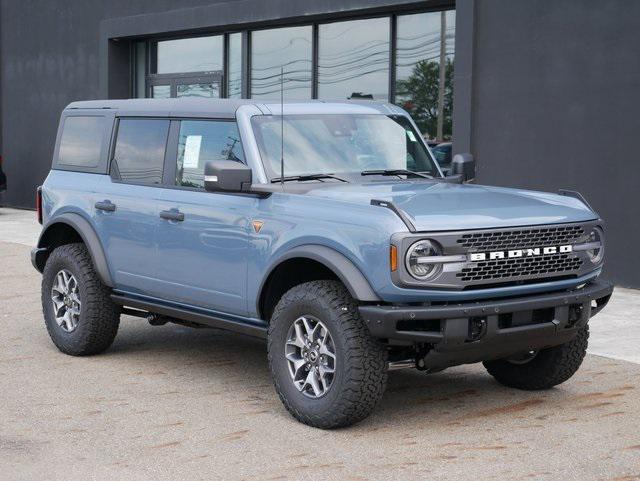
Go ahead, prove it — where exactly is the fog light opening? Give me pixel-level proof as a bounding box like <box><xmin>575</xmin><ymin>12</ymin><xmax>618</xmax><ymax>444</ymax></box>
<box><xmin>467</xmin><ymin>316</ymin><xmax>487</xmax><ymax>342</ymax></box>
<box><xmin>567</xmin><ymin>304</ymin><xmax>584</xmax><ymax>328</ymax></box>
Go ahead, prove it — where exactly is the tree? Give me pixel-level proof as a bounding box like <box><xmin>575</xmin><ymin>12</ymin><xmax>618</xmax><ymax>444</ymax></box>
<box><xmin>396</xmin><ymin>58</ymin><xmax>454</xmax><ymax>141</ymax></box>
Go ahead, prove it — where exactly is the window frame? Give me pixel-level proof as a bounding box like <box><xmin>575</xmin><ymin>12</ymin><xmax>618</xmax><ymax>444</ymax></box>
<box><xmin>108</xmin><ymin>116</ymin><xmax>172</xmax><ymax>187</ymax></box>
<box><xmin>52</xmin><ymin>110</ymin><xmax>116</xmax><ymax>174</ymax></box>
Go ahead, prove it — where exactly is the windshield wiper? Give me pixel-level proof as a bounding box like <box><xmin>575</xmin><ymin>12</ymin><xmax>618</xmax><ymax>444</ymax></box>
<box><xmin>361</xmin><ymin>169</ymin><xmax>434</xmax><ymax>179</ymax></box>
<box><xmin>271</xmin><ymin>173</ymin><xmax>348</xmax><ymax>183</ymax></box>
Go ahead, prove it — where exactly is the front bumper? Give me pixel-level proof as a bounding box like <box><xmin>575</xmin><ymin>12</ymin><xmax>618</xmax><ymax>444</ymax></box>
<box><xmin>359</xmin><ymin>280</ymin><xmax>613</xmax><ymax>368</ymax></box>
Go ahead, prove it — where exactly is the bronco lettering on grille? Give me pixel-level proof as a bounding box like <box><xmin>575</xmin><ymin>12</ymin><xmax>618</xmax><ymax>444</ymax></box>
<box><xmin>469</xmin><ymin>245</ymin><xmax>573</xmax><ymax>262</ymax></box>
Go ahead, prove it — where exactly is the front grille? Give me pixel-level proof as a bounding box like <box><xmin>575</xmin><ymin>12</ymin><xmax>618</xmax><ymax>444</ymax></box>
<box><xmin>456</xmin><ymin>253</ymin><xmax>583</xmax><ymax>282</ymax></box>
<box><xmin>453</xmin><ymin>223</ymin><xmax>588</xmax><ymax>285</ymax></box>
<box><xmin>457</xmin><ymin>225</ymin><xmax>584</xmax><ymax>251</ymax></box>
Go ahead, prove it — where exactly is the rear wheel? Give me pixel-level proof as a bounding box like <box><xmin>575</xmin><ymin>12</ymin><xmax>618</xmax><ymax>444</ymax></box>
<box><xmin>483</xmin><ymin>326</ymin><xmax>589</xmax><ymax>390</ymax></box>
<box><xmin>268</xmin><ymin>280</ymin><xmax>387</xmax><ymax>429</ymax></box>
<box><xmin>42</xmin><ymin>243</ymin><xmax>120</xmax><ymax>356</ymax></box>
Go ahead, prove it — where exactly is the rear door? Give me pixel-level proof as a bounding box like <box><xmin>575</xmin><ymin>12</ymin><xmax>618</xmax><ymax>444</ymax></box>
<box><xmin>154</xmin><ymin>118</ymin><xmax>254</xmax><ymax>316</ymax></box>
<box><xmin>92</xmin><ymin>117</ymin><xmax>170</xmax><ymax>294</ymax></box>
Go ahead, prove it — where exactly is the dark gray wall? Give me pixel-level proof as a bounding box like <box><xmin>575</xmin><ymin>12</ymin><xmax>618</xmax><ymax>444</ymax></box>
<box><xmin>470</xmin><ymin>0</ymin><xmax>640</xmax><ymax>286</ymax></box>
<box><xmin>0</xmin><ymin>0</ymin><xmax>237</xmax><ymax>209</ymax></box>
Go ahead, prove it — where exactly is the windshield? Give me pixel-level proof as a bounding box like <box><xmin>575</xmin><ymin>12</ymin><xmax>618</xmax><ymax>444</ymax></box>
<box><xmin>251</xmin><ymin>114</ymin><xmax>440</xmax><ymax>180</ymax></box>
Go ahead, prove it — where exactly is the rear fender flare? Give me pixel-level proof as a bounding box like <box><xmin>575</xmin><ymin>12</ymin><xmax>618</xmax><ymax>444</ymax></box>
<box><xmin>36</xmin><ymin>213</ymin><xmax>113</xmax><ymax>287</ymax></box>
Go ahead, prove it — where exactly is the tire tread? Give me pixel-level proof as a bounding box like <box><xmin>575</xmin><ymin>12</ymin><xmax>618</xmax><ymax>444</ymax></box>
<box><xmin>483</xmin><ymin>326</ymin><xmax>589</xmax><ymax>390</ymax></box>
<box><xmin>42</xmin><ymin>243</ymin><xmax>120</xmax><ymax>356</ymax></box>
<box><xmin>268</xmin><ymin>280</ymin><xmax>387</xmax><ymax>428</ymax></box>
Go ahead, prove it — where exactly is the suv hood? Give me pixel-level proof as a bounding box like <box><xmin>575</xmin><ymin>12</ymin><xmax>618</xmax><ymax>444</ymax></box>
<box><xmin>304</xmin><ymin>181</ymin><xmax>597</xmax><ymax>231</ymax></box>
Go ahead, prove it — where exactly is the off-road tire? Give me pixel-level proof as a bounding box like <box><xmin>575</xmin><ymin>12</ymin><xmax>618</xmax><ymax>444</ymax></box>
<box><xmin>42</xmin><ymin>243</ymin><xmax>120</xmax><ymax>356</ymax></box>
<box><xmin>268</xmin><ymin>280</ymin><xmax>387</xmax><ymax>429</ymax></box>
<box><xmin>483</xmin><ymin>326</ymin><xmax>589</xmax><ymax>390</ymax></box>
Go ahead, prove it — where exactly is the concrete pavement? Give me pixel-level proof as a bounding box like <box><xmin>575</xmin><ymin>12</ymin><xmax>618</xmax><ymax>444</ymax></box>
<box><xmin>1</xmin><ymin>207</ymin><xmax>639</xmax><ymax>481</ymax></box>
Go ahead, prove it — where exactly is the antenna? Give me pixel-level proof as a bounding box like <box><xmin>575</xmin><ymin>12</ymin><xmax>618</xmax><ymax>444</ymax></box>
<box><xmin>280</xmin><ymin>66</ymin><xmax>284</xmax><ymax>188</ymax></box>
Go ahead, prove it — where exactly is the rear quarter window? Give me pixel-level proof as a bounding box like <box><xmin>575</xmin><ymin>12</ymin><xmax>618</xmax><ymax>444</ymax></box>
<box><xmin>57</xmin><ymin>116</ymin><xmax>106</xmax><ymax>168</ymax></box>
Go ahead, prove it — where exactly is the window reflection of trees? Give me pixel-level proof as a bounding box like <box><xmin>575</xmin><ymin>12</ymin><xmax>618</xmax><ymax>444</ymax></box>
<box><xmin>395</xmin><ymin>11</ymin><xmax>455</xmax><ymax>142</ymax></box>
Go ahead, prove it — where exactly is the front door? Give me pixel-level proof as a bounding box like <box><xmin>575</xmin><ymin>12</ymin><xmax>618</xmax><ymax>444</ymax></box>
<box><xmin>154</xmin><ymin>118</ymin><xmax>253</xmax><ymax>316</ymax></box>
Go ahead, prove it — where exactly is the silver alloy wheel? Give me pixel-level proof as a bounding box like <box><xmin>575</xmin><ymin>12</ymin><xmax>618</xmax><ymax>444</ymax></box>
<box><xmin>285</xmin><ymin>316</ymin><xmax>336</xmax><ymax>398</ymax></box>
<box><xmin>51</xmin><ymin>269</ymin><xmax>81</xmax><ymax>333</ymax></box>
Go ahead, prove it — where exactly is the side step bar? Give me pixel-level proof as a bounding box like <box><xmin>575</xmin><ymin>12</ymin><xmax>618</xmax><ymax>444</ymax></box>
<box><xmin>110</xmin><ymin>294</ymin><xmax>268</xmax><ymax>339</ymax></box>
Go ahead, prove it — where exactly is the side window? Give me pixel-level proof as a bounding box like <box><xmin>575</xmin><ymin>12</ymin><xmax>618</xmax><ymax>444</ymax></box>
<box><xmin>176</xmin><ymin>120</ymin><xmax>245</xmax><ymax>189</ymax></box>
<box><xmin>112</xmin><ymin>118</ymin><xmax>170</xmax><ymax>185</ymax></box>
<box><xmin>58</xmin><ymin>116</ymin><xmax>105</xmax><ymax>168</ymax></box>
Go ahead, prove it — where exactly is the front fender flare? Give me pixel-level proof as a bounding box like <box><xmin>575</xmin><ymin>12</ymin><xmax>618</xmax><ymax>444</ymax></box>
<box><xmin>36</xmin><ymin>213</ymin><xmax>113</xmax><ymax>287</ymax></box>
<box><xmin>257</xmin><ymin>245</ymin><xmax>381</xmax><ymax>313</ymax></box>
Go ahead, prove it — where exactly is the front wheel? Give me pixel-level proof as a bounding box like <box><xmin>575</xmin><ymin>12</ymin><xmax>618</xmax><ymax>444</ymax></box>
<box><xmin>267</xmin><ymin>280</ymin><xmax>387</xmax><ymax>429</ymax></box>
<box><xmin>483</xmin><ymin>326</ymin><xmax>589</xmax><ymax>390</ymax></box>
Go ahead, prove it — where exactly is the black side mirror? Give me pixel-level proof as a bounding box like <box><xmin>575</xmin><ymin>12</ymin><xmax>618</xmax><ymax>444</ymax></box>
<box><xmin>451</xmin><ymin>153</ymin><xmax>476</xmax><ymax>183</ymax></box>
<box><xmin>204</xmin><ymin>160</ymin><xmax>252</xmax><ymax>193</ymax></box>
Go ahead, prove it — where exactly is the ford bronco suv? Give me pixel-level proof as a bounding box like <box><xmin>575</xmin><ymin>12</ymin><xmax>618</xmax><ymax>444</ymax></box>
<box><xmin>32</xmin><ymin>99</ymin><xmax>613</xmax><ymax>428</ymax></box>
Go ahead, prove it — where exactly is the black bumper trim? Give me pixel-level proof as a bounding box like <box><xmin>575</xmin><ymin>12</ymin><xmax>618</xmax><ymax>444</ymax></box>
<box><xmin>359</xmin><ymin>280</ymin><xmax>613</xmax><ymax>344</ymax></box>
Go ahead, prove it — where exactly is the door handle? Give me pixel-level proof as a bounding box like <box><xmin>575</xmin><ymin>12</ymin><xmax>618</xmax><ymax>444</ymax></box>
<box><xmin>160</xmin><ymin>209</ymin><xmax>185</xmax><ymax>222</ymax></box>
<box><xmin>95</xmin><ymin>200</ymin><xmax>116</xmax><ymax>212</ymax></box>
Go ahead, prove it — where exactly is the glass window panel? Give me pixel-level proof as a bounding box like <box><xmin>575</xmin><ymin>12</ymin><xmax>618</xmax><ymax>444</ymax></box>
<box><xmin>157</xmin><ymin>36</ymin><xmax>223</xmax><ymax>74</ymax></box>
<box><xmin>176</xmin><ymin>120</ymin><xmax>245</xmax><ymax>189</ymax></box>
<box><xmin>251</xmin><ymin>26</ymin><xmax>312</xmax><ymax>100</ymax></box>
<box><xmin>113</xmin><ymin>119</ymin><xmax>170</xmax><ymax>185</ymax></box>
<box><xmin>177</xmin><ymin>83</ymin><xmax>220</xmax><ymax>98</ymax></box>
<box><xmin>58</xmin><ymin>116</ymin><xmax>105</xmax><ymax>168</ymax></box>
<box><xmin>318</xmin><ymin>18</ymin><xmax>390</xmax><ymax>101</ymax></box>
<box><xmin>227</xmin><ymin>33</ymin><xmax>243</xmax><ymax>98</ymax></box>
<box><xmin>395</xmin><ymin>10</ymin><xmax>455</xmax><ymax>141</ymax></box>
<box><xmin>152</xmin><ymin>85</ymin><xmax>171</xmax><ymax>98</ymax></box>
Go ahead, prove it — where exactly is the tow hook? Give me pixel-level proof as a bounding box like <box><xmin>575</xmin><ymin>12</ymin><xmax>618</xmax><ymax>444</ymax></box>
<box><xmin>388</xmin><ymin>345</ymin><xmax>431</xmax><ymax>371</ymax></box>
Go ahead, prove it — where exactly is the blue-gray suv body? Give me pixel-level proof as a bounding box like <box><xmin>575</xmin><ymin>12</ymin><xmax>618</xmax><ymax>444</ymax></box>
<box><xmin>32</xmin><ymin>99</ymin><xmax>613</xmax><ymax>428</ymax></box>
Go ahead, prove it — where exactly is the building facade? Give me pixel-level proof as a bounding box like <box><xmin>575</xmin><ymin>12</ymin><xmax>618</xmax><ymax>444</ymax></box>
<box><xmin>0</xmin><ymin>0</ymin><xmax>638</xmax><ymax>287</ymax></box>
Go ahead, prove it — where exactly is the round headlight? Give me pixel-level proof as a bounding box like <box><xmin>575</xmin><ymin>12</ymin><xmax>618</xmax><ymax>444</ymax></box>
<box><xmin>405</xmin><ymin>240</ymin><xmax>442</xmax><ymax>280</ymax></box>
<box><xmin>586</xmin><ymin>226</ymin><xmax>604</xmax><ymax>264</ymax></box>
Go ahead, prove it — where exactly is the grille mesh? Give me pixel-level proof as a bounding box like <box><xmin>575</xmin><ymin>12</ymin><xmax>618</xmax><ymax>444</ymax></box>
<box><xmin>455</xmin><ymin>224</ymin><xmax>587</xmax><ymax>284</ymax></box>
<box><xmin>456</xmin><ymin>254</ymin><xmax>583</xmax><ymax>282</ymax></box>
<box><xmin>457</xmin><ymin>225</ymin><xmax>584</xmax><ymax>251</ymax></box>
